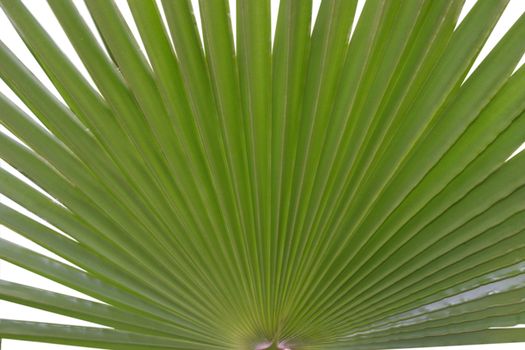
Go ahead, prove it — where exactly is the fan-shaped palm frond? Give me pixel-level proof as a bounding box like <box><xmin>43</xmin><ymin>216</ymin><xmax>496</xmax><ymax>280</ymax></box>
<box><xmin>1</xmin><ymin>0</ymin><xmax>525</xmax><ymax>349</ymax></box>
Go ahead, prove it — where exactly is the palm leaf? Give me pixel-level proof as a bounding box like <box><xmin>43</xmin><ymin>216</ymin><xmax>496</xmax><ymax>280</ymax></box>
<box><xmin>0</xmin><ymin>0</ymin><xmax>524</xmax><ymax>349</ymax></box>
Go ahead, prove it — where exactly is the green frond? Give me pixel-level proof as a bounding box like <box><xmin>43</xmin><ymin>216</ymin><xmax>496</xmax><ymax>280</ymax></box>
<box><xmin>0</xmin><ymin>0</ymin><xmax>524</xmax><ymax>349</ymax></box>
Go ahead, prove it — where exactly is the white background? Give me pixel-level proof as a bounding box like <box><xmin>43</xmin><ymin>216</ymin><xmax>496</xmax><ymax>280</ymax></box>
<box><xmin>1</xmin><ymin>0</ymin><xmax>524</xmax><ymax>349</ymax></box>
